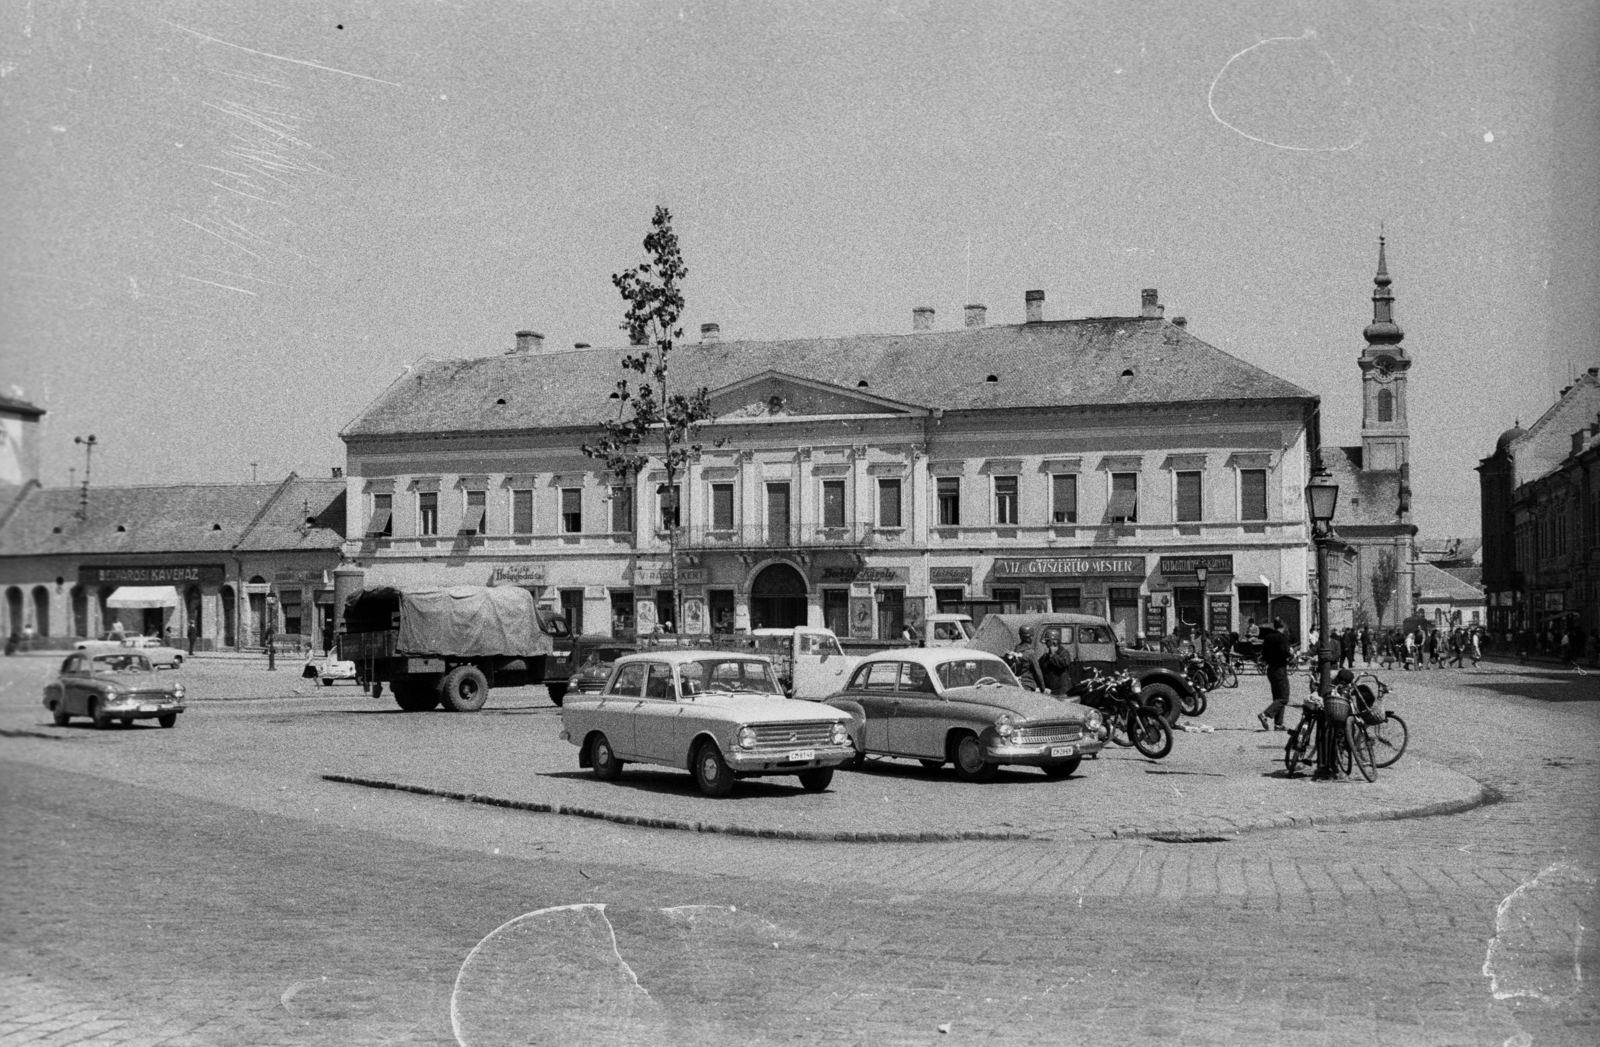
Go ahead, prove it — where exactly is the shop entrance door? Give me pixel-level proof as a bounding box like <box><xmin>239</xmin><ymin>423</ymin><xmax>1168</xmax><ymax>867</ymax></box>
<box><xmin>1108</xmin><ymin>587</ymin><xmax>1142</xmax><ymax>644</ymax></box>
<box><xmin>1173</xmin><ymin>587</ymin><xmax>1205</xmax><ymax>642</ymax></box>
<box><xmin>750</xmin><ymin>563</ymin><xmax>808</xmax><ymax>630</ymax></box>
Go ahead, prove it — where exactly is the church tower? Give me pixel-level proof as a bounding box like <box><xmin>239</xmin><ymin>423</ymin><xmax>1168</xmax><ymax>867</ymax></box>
<box><xmin>1357</xmin><ymin>236</ymin><xmax>1412</xmax><ymax>472</ymax></box>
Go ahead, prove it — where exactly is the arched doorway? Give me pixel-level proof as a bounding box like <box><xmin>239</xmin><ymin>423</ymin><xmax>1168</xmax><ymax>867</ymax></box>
<box><xmin>5</xmin><ymin>587</ymin><xmax>21</xmax><ymax>637</ymax></box>
<box><xmin>71</xmin><ymin>586</ymin><xmax>88</xmax><ymax>638</ymax></box>
<box><xmin>220</xmin><ymin>586</ymin><xmax>237</xmax><ymax>647</ymax></box>
<box><xmin>185</xmin><ymin>585</ymin><xmax>202</xmax><ymax>648</ymax></box>
<box><xmin>248</xmin><ymin>576</ymin><xmax>268</xmax><ymax>646</ymax></box>
<box><xmin>31</xmin><ymin>586</ymin><xmax>50</xmax><ymax>637</ymax></box>
<box><xmin>750</xmin><ymin>563</ymin><xmax>808</xmax><ymax>630</ymax></box>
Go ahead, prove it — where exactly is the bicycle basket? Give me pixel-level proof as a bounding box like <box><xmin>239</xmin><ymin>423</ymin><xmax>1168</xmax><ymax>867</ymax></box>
<box><xmin>1324</xmin><ymin>695</ymin><xmax>1351</xmax><ymax>723</ymax></box>
<box><xmin>1355</xmin><ymin>683</ymin><xmax>1386</xmax><ymax>725</ymax></box>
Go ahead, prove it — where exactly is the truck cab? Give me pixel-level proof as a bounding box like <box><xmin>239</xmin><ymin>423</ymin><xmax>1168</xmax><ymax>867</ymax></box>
<box><xmin>750</xmin><ymin>626</ymin><xmax>858</xmax><ymax>699</ymax></box>
<box><xmin>920</xmin><ymin>613</ymin><xmax>975</xmax><ymax>647</ymax></box>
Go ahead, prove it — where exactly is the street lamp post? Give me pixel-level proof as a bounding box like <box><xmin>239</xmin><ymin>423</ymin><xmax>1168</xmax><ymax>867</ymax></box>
<box><xmin>1195</xmin><ymin>563</ymin><xmax>1209</xmax><ymax>662</ymax></box>
<box><xmin>1305</xmin><ymin>471</ymin><xmax>1341</xmax><ymax>780</ymax></box>
<box><xmin>265</xmin><ymin>592</ymin><xmax>278</xmax><ymax>671</ymax></box>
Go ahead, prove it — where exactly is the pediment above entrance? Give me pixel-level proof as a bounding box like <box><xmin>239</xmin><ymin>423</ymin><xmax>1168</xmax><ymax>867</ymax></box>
<box><xmin>707</xmin><ymin>370</ymin><xmax>925</xmax><ymax>420</ymax></box>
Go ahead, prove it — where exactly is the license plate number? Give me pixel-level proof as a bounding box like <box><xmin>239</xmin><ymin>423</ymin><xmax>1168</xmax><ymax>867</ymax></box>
<box><xmin>1050</xmin><ymin>744</ymin><xmax>1076</xmax><ymax>758</ymax></box>
<box><xmin>787</xmin><ymin>749</ymin><xmax>816</xmax><ymax>762</ymax></box>
<box><xmin>140</xmin><ymin>704</ymin><xmax>163</xmax><ymax>713</ymax></box>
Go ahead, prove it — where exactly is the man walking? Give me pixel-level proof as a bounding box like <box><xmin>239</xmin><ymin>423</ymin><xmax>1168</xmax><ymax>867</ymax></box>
<box><xmin>1258</xmin><ymin>617</ymin><xmax>1292</xmax><ymax>731</ymax></box>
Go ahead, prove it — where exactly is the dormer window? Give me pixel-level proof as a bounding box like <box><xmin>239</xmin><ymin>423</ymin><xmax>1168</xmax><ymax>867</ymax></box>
<box><xmin>212</xmin><ymin>523</ymin><xmax>222</xmax><ymax>530</ymax></box>
<box><xmin>985</xmin><ymin>374</ymin><xmax>999</xmax><ymax>384</ymax></box>
<box><xmin>115</xmin><ymin>524</ymin><xmax>127</xmax><ymax>533</ymax></box>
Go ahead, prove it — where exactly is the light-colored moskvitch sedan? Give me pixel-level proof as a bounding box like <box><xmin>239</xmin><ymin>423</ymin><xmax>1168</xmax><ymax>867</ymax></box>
<box><xmin>822</xmin><ymin>649</ymin><xmax>1105</xmax><ymax>782</ymax></box>
<box><xmin>558</xmin><ymin>650</ymin><xmax>856</xmax><ymax>797</ymax></box>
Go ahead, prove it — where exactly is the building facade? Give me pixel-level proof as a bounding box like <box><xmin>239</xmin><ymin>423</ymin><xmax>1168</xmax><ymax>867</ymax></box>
<box><xmin>1478</xmin><ymin>369</ymin><xmax>1600</xmax><ymax>638</ymax></box>
<box><xmin>0</xmin><ymin>475</ymin><xmax>346</xmax><ymax>649</ymax></box>
<box><xmin>340</xmin><ymin>290</ymin><xmax>1321</xmax><ymax>644</ymax></box>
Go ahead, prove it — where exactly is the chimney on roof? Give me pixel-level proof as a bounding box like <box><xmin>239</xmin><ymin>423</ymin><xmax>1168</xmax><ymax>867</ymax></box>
<box><xmin>1173</xmin><ymin>316</ymin><xmax>1187</xmax><ymax>328</ymax></box>
<box><xmin>964</xmin><ymin>304</ymin><xmax>987</xmax><ymax>328</ymax></box>
<box><xmin>331</xmin><ymin>466</ymin><xmax>343</xmax><ymax>479</ymax></box>
<box><xmin>700</xmin><ymin>322</ymin><xmax>720</xmax><ymax>344</ymax></box>
<box><xmin>912</xmin><ymin>306</ymin><xmax>935</xmax><ymax>332</ymax></box>
<box><xmin>574</xmin><ymin>342</ymin><xmax>590</xmax><ymax>349</ymax></box>
<box><xmin>1140</xmin><ymin>289</ymin><xmax>1163</xmax><ymax>318</ymax></box>
<box><xmin>1024</xmin><ymin>290</ymin><xmax>1045</xmax><ymax>323</ymax></box>
<box><xmin>509</xmin><ymin>330</ymin><xmax>544</xmax><ymax>355</ymax></box>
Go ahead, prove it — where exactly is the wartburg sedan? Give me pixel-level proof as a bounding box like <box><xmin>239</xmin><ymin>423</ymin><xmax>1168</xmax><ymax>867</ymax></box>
<box><xmin>44</xmin><ymin>651</ymin><xmax>187</xmax><ymax>729</ymax></box>
<box><xmin>823</xmin><ymin>649</ymin><xmax>1105</xmax><ymax>782</ymax></box>
<box><xmin>559</xmin><ymin>650</ymin><xmax>856</xmax><ymax>797</ymax></box>
<box><xmin>75</xmin><ymin>635</ymin><xmax>186</xmax><ymax>669</ymax></box>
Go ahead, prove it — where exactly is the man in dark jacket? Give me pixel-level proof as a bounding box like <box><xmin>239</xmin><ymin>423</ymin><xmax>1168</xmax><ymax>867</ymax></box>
<box><xmin>1258</xmin><ymin>618</ymin><xmax>1293</xmax><ymax>730</ymax></box>
<box><xmin>1039</xmin><ymin>632</ymin><xmax>1074</xmax><ymax>695</ymax></box>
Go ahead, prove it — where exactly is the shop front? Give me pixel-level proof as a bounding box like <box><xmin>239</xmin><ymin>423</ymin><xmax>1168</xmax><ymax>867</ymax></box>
<box><xmin>989</xmin><ymin>553</ymin><xmax>1148</xmax><ymax>642</ymax></box>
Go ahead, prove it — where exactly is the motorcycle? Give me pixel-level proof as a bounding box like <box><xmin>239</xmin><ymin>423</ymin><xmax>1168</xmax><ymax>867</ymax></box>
<box><xmin>1071</xmin><ymin>669</ymin><xmax>1173</xmax><ymax>760</ymax></box>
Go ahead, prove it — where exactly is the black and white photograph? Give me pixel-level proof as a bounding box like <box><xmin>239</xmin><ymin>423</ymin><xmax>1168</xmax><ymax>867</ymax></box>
<box><xmin>2</xmin><ymin>2</ymin><xmax>1597</xmax><ymax>1044</ymax></box>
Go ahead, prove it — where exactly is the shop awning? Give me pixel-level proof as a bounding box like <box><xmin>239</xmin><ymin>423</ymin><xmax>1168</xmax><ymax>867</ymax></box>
<box><xmin>106</xmin><ymin>586</ymin><xmax>181</xmax><ymax>609</ymax></box>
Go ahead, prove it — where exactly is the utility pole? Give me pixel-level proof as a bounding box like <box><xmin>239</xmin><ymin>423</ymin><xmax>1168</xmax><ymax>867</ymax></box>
<box><xmin>73</xmin><ymin>435</ymin><xmax>97</xmax><ymax>520</ymax></box>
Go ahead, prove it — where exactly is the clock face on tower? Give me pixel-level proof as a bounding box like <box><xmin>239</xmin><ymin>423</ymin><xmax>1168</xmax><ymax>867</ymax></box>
<box><xmin>1374</xmin><ymin>355</ymin><xmax>1395</xmax><ymax>379</ymax></box>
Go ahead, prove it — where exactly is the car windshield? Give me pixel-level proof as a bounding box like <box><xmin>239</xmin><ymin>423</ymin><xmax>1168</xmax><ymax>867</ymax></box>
<box><xmin>93</xmin><ymin>653</ymin><xmax>153</xmax><ymax>673</ymax></box>
<box><xmin>797</xmin><ymin>633</ymin><xmax>845</xmax><ymax>656</ymax></box>
<box><xmin>581</xmin><ymin>647</ymin><xmax>631</xmax><ymax>668</ymax></box>
<box><xmin>932</xmin><ymin>620</ymin><xmax>973</xmax><ymax>641</ymax></box>
<box><xmin>678</xmin><ymin>659</ymin><xmax>783</xmax><ymax>695</ymax></box>
<box><xmin>934</xmin><ymin>657</ymin><xmax>1019</xmax><ymax>690</ymax></box>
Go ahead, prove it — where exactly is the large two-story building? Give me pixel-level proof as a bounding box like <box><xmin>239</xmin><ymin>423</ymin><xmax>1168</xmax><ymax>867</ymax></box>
<box><xmin>339</xmin><ymin>289</ymin><xmax>1321</xmax><ymax>644</ymax></box>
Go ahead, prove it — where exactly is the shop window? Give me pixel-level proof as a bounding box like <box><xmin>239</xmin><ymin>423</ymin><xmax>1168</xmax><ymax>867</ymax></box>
<box><xmin>934</xmin><ymin>587</ymin><xmax>965</xmax><ymax>612</ymax></box>
<box><xmin>609</xmin><ymin>591</ymin><xmax>635</xmax><ymax>634</ymax></box>
<box><xmin>1240</xmin><ymin>469</ymin><xmax>1268</xmax><ymax>522</ymax></box>
<box><xmin>1050</xmin><ymin>587</ymin><xmax>1081</xmax><ymax>612</ymax></box>
<box><xmin>709</xmin><ymin>589</ymin><xmax>736</xmax><ymax>633</ymax></box>
<box><xmin>769</xmin><ymin>482</ymin><xmax>793</xmax><ymax>537</ymax></box>
<box><xmin>512</xmin><ymin>489</ymin><xmax>534</xmax><ymax>534</ymax></box>
<box><xmin>655</xmin><ymin>589</ymin><xmax>678</xmax><ymax>632</ymax></box>
<box><xmin>561</xmin><ymin>488</ymin><xmax>583</xmax><ymax>534</ymax></box>
<box><xmin>876</xmin><ymin>588</ymin><xmax>905</xmax><ymax>639</ymax></box>
<box><xmin>1052</xmin><ymin>474</ymin><xmax>1077</xmax><ymax>524</ymax></box>
<box><xmin>821</xmin><ymin>480</ymin><xmax>844</xmax><ymax>528</ymax></box>
<box><xmin>281</xmin><ymin>591</ymin><xmax>303</xmax><ymax>637</ymax></box>
<box><xmin>657</xmin><ymin>484</ymin><xmax>681</xmax><ymax>531</ymax></box>
<box><xmin>994</xmin><ymin>476</ymin><xmax>1018</xmax><ymax>525</ymax></box>
<box><xmin>823</xmin><ymin>589</ymin><xmax>850</xmax><ymax>636</ymax></box>
<box><xmin>991</xmin><ymin>587</ymin><xmax>1022</xmax><ymax>613</ymax></box>
<box><xmin>1175</xmin><ymin>471</ymin><xmax>1202</xmax><ymax>523</ymax></box>
<box><xmin>418</xmin><ymin>492</ymin><xmax>438</xmax><ymax>537</ymax></box>
<box><xmin>560</xmin><ymin>589</ymin><xmax>584</xmax><ymax>635</ymax></box>
<box><xmin>937</xmin><ymin>477</ymin><xmax>961</xmax><ymax>526</ymax></box>
<box><xmin>878</xmin><ymin>478</ymin><xmax>902</xmax><ymax>528</ymax></box>
<box><xmin>1107</xmin><ymin>472</ymin><xmax>1138</xmax><ymax>524</ymax></box>
<box><xmin>368</xmin><ymin>494</ymin><xmax>393</xmax><ymax>537</ymax></box>
<box><xmin>610</xmin><ymin>486</ymin><xmax>633</xmax><ymax>533</ymax></box>
<box><xmin>462</xmin><ymin>490</ymin><xmax>487</xmax><ymax>535</ymax></box>
<box><xmin>711</xmin><ymin>483</ymin><xmax>734</xmax><ymax>531</ymax></box>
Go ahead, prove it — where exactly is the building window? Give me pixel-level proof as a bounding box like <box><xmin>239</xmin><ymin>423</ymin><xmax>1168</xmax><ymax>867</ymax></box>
<box><xmin>823</xmin><ymin>589</ymin><xmax>850</xmax><ymax>636</ymax></box>
<box><xmin>991</xmin><ymin>587</ymin><xmax>1022</xmax><ymax>613</ymax></box>
<box><xmin>1377</xmin><ymin>387</ymin><xmax>1394</xmax><ymax>422</ymax></box>
<box><xmin>610</xmin><ymin>486</ymin><xmax>633</xmax><ymax>533</ymax></box>
<box><xmin>1107</xmin><ymin>472</ymin><xmax>1138</xmax><ymax>524</ymax></box>
<box><xmin>462</xmin><ymin>490</ymin><xmax>487</xmax><ymax>535</ymax></box>
<box><xmin>418</xmin><ymin>491</ymin><xmax>438</xmax><ymax>536</ymax></box>
<box><xmin>368</xmin><ymin>493</ymin><xmax>393</xmax><ymax>536</ymax></box>
<box><xmin>512</xmin><ymin>489</ymin><xmax>534</xmax><ymax>534</ymax></box>
<box><xmin>1051</xmin><ymin>474</ymin><xmax>1077</xmax><ymax>524</ymax></box>
<box><xmin>610</xmin><ymin>591</ymin><xmax>635</xmax><ymax>634</ymax></box>
<box><xmin>560</xmin><ymin>589</ymin><xmax>584</xmax><ymax>635</ymax></box>
<box><xmin>711</xmin><ymin>483</ymin><xmax>735</xmax><ymax>531</ymax></box>
<box><xmin>281</xmin><ymin>590</ymin><xmax>303</xmax><ymax>636</ymax></box>
<box><xmin>1050</xmin><ymin>587</ymin><xmax>1081</xmax><ymax>612</ymax></box>
<box><xmin>994</xmin><ymin>476</ymin><xmax>1019</xmax><ymax>525</ymax></box>
<box><xmin>657</xmin><ymin>484</ymin><xmax>681</xmax><ymax>530</ymax></box>
<box><xmin>561</xmin><ymin>488</ymin><xmax>583</xmax><ymax>533</ymax></box>
<box><xmin>1175</xmin><ymin>471</ymin><xmax>1202</xmax><ymax>523</ymax></box>
<box><xmin>768</xmin><ymin>482</ymin><xmax>793</xmax><ymax>537</ymax></box>
<box><xmin>937</xmin><ymin>477</ymin><xmax>961</xmax><ymax>526</ymax></box>
<box><xmin>934</xmin><ymin>587</ymin><xmax>965</xmax><ymax>612</ymax></box>
<box><xmin>878</xmin><ymin>478</ymin><xmax>902</xmax><ymax>528</ymax></box>
<box><xmin>821</xmin><ymin>480</ymin><xmax>845</xmax><ymax>528</ymax></box>
<box><xmin>1240</xmin><ymin>469</ymin><xmax>1268</xmax><ymax>522</ymax></box>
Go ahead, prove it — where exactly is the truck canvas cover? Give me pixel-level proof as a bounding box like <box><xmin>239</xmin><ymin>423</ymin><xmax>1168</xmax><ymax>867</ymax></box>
<box><xmin>383</xmin><ymin>586</ymin><xmax>554</xmax><ymax>657</ymax></box>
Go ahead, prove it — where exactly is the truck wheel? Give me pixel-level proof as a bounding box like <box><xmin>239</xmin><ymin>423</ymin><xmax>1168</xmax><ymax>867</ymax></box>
<box><xmin>546</xmin><ymin>681</ymin><xmax>568</xmax><ymax>707</ymax></box>
<box><xmin>393</xmin><ymin>685</ymin><xmax>440</xmax><ymax>712</ymax></box>
<box><xmin>438</xmin><ymin>665</ymin><xmax>489</xmax><ymax>712</ymax></box>
<box><xmin>1139</xmin><ymin>681</ymin><xmax>1182</xmax><ymax>724</ymax></box>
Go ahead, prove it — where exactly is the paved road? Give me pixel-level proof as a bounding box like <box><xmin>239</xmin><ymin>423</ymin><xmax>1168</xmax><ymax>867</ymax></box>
<box><xmin>1</xmin><ymin>655</ymin><xmax>1596</xmax><ymax>1045</ymax></box>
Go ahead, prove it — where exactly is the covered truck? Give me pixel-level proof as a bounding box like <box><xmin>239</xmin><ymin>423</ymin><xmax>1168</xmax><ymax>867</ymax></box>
<box><xmin>338</xmin><ymin>585</ymin><xmax>563</xmax><ymax>711</ymax></box>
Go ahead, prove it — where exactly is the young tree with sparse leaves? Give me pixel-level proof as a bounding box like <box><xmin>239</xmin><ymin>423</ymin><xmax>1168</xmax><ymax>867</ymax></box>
<box><xmin>1370</xmin><ymin>548</ymin><xmax>1399</xmax><ymax>627</ymax></box>
<box><xmin>583</xmin><ymin>207</ymin><xmax>716</xmax><ymax>632</ymax></box>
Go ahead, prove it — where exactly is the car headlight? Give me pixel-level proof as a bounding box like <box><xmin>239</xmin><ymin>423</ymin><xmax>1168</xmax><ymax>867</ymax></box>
<box><xmin>1084</xmin><ymin>709</ymin><xmax>1101</xmax><ymax>731</ymax></box>
<box><xmin>830</xmin><ymin>722</ymin><xmax>849</xmax><ymax>746</ymax></box>
<box><xmin>172</xmin><ymin>685</ymin><xmax>184</xmax><ymax>700</ymax></box>
<box><xmin>995</xmin><ymin>714</ymin><xmax>1015</xmax><ymax>740</ymax></box>
<box><xmin>736</xmin><ymin>726</ymin><xmax>758</xmax><ymax>749</ymax></box>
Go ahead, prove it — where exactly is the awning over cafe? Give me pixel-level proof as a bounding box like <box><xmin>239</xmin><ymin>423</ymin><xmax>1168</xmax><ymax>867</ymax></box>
<box><xmin>105</xmin><ymin>586</ymin><xmax>180</xmax><ymax>609</ymax></box>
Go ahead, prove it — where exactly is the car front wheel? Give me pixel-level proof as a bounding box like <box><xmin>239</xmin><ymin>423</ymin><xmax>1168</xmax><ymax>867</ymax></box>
<box><xmin>951</xmin><ymin>732</ymin><xmax>999</xmax><ymax>783</ymax></box>
<box><xmin>90</xmin><ymin>699</ymin><xmax>111</xmax><ymax>731</ymax></box>
<box><xmin>1040</xmin><ymin>757</ymin><xmax>1081</xmax><ymax>779</ymax></box>
<box><xmin>158</xmin><ymin>714</ymin><xmax>177</xmax><ymax>729</ymax></box>
<box><xmin>693</xmin><ymin>741</ymin><xmax>735</xmax><ymax>798</ymax></box>
<box><xmin>51</xmin><ymin>705</ymin><xmax>70</xmax><ymax>727</ymax></box>
<box><xmin>797</xmin><ymin>768</ymin><xmax>834</xmax><ymax>792</ymax></box>
<box><xmin>590</xmin><ymin>733</ymin><xmax>623</xmax><ymax>781</ymax></box>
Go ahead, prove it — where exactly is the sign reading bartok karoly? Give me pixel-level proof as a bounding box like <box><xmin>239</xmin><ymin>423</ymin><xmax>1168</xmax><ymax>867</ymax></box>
<box><xmin>820</xmin><ymin>565</ymin><xmax>909</xmax><ymax>584</ymax></box>
<box><xmin>993</xmin><ymin>555</ymin><xmax>1145</xmax><ymax>578</ymax></box>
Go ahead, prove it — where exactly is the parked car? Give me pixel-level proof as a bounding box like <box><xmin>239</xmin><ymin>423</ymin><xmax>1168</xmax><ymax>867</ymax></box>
<box><xmin>822</xmin><ymin>648</ymin><xmax>1105</xmax><ymax>782</ymax></box>
<box><xmin>569</xmin><ymin>637</ymin><xmax>639</xmax><ymax>695</ymax></box>
<box><xmin>303</xmin><ymin>654</ymin><xmax>359</xmax><ymax>686</ymax></box>
<box><xmin>558</xmin><ymin>650</ymin><xmax>856</xmax><ymax>797</ymax></box>
<box><xmin>74</xmin><ymin>634</ymin><xmax>186</xmax><ymax>669</ymax></box>
<box><xmin>44</xmin><ymin>651</ymin><xmax>187</xmax><ymax>729</ymax></box>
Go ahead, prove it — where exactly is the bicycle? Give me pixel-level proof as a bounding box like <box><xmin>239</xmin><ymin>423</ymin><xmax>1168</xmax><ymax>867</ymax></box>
<box><xmin>1349</xmin><ymin>673</ymin><xmax>1407</xmax><ymax>769</ymax></box>
<box><xmin>1284</xmin><ymin>679</ymin><xmax>1377</xmax><ymax>781</ymax></box>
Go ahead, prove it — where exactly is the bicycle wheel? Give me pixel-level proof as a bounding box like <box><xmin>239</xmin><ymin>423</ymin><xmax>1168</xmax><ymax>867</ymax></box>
<box><xmin>1129</xmin><ymin>709</ymin><xmax>1173</xmax><ymax>760</ymax></box>
<box><xmin>1346</xmin><ymin>718</ymin><xmax>1377</xmax><ymax>781</ymax></box>
<box><xmin>1336</xmin><ymin>723</ymin><xmax>1353</xmax><ymax>776</ymax></box>
<box><xmin>1219</xmin><ymin>662</ymin><xmax>1239</xmax><ymax>688</ymax></box>
<box><xmin>1284</xmin><ymin>719</ymin><xmax>1315</xmax><ymax>776</ymax></box>
<box><xmin>1372</xmin><ymin>713</ymin><xmax>1408</xmax><ymax>768</ymax></box>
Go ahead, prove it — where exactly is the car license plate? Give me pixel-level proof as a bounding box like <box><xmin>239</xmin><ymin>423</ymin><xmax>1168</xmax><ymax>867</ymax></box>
<box><xmin>140</xmin><ymin>704</ymin><xmax>163</xmax><ymax>713</ymax></box>
<box><xmin>1050</xmin><ymin>744</ymin><xmax>1076</xmax><ymax>758</ymax></box>
<box><xmin>787</xmin><ymin>749</ymin><xmax>816</xmax><ymax>762</ymax></box>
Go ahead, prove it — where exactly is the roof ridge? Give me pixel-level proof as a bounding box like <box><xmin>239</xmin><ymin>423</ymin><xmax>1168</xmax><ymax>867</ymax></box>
<box><xmin>232</xmin><ymin>472</ymin><xmax>300</xmax><ymax>550</ymax></box>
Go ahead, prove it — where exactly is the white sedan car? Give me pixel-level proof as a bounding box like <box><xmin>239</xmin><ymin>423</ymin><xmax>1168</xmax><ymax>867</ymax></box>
<box><xmin>74</xmin><ymin>635</ymin><xmax>186</xmax><ymax>669</ymax></box>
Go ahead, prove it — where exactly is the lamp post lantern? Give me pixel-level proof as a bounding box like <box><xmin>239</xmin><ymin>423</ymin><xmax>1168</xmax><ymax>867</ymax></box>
<box><xmin>1305</xmin><ymin>471</ymin><xmax>1341</xmax><ymax>780</ymax></box>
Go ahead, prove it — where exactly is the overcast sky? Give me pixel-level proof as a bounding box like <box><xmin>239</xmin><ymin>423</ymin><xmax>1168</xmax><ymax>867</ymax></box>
<box><xmin>4</xmin><ymin>0</ymin><xmax>1597</xmax><ymax>542</ymax></box>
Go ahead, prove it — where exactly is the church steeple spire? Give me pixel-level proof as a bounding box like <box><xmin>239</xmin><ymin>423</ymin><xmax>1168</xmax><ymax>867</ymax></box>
<box><xmin>1364</xmin><ymin>235</ymin><xmax>1405</xmax><ymax>345</ymax></box>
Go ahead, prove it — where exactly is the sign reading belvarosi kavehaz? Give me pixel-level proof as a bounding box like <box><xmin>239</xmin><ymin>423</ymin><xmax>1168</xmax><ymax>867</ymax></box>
<box><xmin>994</xmin><ymin>556</ymin><xmax>1145</xmax><ymax>578</ymax></box>
<box><xmin>79</xmin><ymin>564</ymin><xmax>226</xmax><ymax>586</ymax></box>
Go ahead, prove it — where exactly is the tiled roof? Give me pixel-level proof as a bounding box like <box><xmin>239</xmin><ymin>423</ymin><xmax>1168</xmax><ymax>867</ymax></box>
<box><xmin>1440</xmin><ymin>564</ymin><xmax>1483</xmax><ymax>590</ymax></box>
<box><xmin>1415</xmin><ymin>562</ymin><xmax>1486</xmax><ymax>603</ymax></box>
<box><xmin>0</xmin><ymin>477</ymin><xmax>346</xmax><ymax>557</ymax></box>
<box><xmin>342</xmin><ymin>317</ymin><xmax>1316</xmax><ymax>438</ymax></box>
<box><xmin>1316</xmin><ymin>446</ymin><xmax>1408</xmax><ymax>529</ymax></box>
<box><xmin>0</xmin><ymin>393</ymin><xmax>45</xmax><ymax>418</ymax></box>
